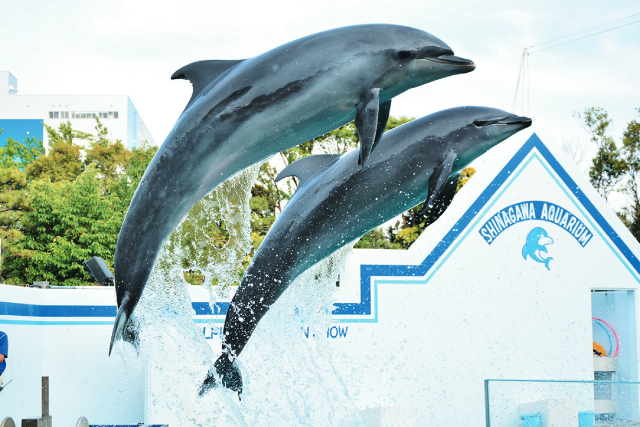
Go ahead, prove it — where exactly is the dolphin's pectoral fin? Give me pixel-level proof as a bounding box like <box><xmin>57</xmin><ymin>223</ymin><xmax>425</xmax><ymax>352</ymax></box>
<box><xmin>198</xmin><ymin>356</ymin><xmax>243</xmax><ymax>398</ymax></box>
<box><xmin>420</xmin><ymin>152</ymin><xmax>457</xmax><ymax>221</ymax></box>
<box><xmin>356</xmin><ymin>88</ymin><xmax>382</xmax><ymax>167</ymax></box>
<box><xmin>275</xmin><ymin>154</ymin><xmax>342</xmax><ymax>190</ymax></box>
<box><xmin>171</xmin><ymin>59</ymin><xmax>246</xmax><ymax>113</ymax></box>
<box><xmin>372</xmin><ymin>99</ymin><xmax>392</xmax><ymax>154</ymax></box>
<box><xmin>421</xmin><ymin>172</ymin><xmax>459</xmax><ymax>226</ymax></box>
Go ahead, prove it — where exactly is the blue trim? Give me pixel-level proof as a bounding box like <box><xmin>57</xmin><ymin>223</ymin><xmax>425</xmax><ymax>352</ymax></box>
<box><xmin>0</xmin><ymin>301</ymin><xmax>116</xmax><ymax>317</ymax></box>
<box><xmin>2</xmin><ymin>134</ymin><xmax>639</xmax><ymax>325</ymax></box>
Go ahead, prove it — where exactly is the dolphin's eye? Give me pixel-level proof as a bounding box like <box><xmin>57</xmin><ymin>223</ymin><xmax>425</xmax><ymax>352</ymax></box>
<box><xmin>398</xmin><ymin>50</ymin><xmax>412</xmax><ymax>60</ymax></box>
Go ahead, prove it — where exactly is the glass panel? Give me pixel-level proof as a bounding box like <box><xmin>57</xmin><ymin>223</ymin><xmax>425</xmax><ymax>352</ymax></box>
<box><xmin>114</xmin><ymin>111</ymin><xmax>118</xmax><ymax>119</ymax></box>
<box><xmin>49</xmin><ymin>112</ymin><xmax>53</xmax><ymax>119</ymax></box>
<box><xmin>54</xmin><ymin>112</ymin><xmax>59</xmax><ymax>118</ymax></box>
<box><xmin>485</xmin><ymin>379</ymin><xmax>640</xmax><ymax>426</ymax></box>
<box><xmin>108</xmin><ymin>111</ymin><xmax>114</xmax><ymax>118</ymax></box>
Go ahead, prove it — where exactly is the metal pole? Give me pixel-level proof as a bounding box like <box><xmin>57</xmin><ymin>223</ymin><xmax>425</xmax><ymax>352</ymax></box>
<box><xmin>484</xmin><ymin>379</ymin><xmax>491</xmax><ymax>427</ymax></box>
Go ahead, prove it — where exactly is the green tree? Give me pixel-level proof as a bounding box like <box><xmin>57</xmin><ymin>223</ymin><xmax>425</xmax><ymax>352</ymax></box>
<box><xmin>0</xmin><ymin>167</ymin><xmax>31</xmax><ymax>283</ymax></box>
<box><xmin>618</xmin><ymin>108</ymin><xmax>640</xmax><ymax>240</ymax></box>
<box><xmin>26</xmin><ymin>122</ymin><xmax>90</xmax><ymax>182</ymax></box>
<box><xmin>576</xmin><ymin>107</ymin><xmax>626</xmax><ymax>202</ymax></box>
<box><xmin>2</xmin><ymin>119</ymin><xmax>157</xmax><ymax>286</ymax></box>
<box><xmin>9</xmin><ymin>166</ymin><xmax>123</xmax><ymax>286</ymax></box>
<box><xmin>0</xmin><ymin>133</ymin><xmax>45</xmax><ymax>170</ymax></box>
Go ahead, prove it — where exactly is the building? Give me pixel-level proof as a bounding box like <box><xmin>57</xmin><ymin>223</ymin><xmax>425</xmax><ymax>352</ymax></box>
<box><xmin>0</xmin><ymin>71</ymin><xmax>155</xmax><ymax>150</ymax></box>
<box><xmin>1</xmin><ymin>133</ymin><xmax>640</xmax><ymax>426</ymax></box>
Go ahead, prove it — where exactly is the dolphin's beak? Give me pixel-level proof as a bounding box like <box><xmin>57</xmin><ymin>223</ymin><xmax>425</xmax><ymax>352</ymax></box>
<box><xmin>428</xmin><ymin>54</ymin><xmax>476</xmax><ymax>70</ymax></box>
<box><xmin>499</xmin><ymin>115</ymin><xmax>532</xmax><ymax>128</ymax></box>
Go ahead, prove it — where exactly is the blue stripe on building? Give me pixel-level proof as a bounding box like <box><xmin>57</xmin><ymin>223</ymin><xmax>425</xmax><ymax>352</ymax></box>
<box><xmin>0</xmin><ymin>119</ymin><xmax>44</xmax><ymax>146</ymax></box>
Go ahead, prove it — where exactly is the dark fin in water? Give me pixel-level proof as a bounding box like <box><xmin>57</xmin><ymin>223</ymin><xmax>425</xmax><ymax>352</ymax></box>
<box><xmin>198</xmin><ymin>357</ymin><xmax>243</xmax><ymax>398</ymax></box>
<box><xmin>420</xmin><ymin>152</ymin><xmax>456</xmax><ymax>222</ymax></box>
<box><xmin>171</xmin><ymin>59</ymin><xmax>246</xmax><ymax>113</ymax></box>
<box><xmin>275</xmin><ymin>154</ymin><xmax>341</xmax><ymax>190</ymax></box>
<box><xmin>356</xmin><ymin>87</ymin><xmax>383</xmax><ymax>167</ymax></box>
<box><xmin>109</xmin><ymin>306</ymin><xmax>129</xmax><ymax>356</ymax></box>
<box><xmin>421</xmin><ymin>173</ymin><xmax>459</xmax><ymax>226</ymax></box>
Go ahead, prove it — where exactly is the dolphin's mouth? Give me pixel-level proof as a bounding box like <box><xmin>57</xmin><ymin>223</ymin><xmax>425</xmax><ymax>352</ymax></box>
<box><xmin>474</xmin><ymin>115</ymin><xmax>532</xmax><ymax>127</ymax></box>
<box><xmin>416</xmin><ymin>47</ymin><xmax>475</xmax><ymax>69</ymax></box>
<box><xmin>427</xmin><ymin>54</ymin><xmax>475</xmax><ymax>68</ymax></box>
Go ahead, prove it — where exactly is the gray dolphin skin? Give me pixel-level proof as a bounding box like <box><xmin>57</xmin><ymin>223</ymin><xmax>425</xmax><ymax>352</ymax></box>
<box><xmin>111</xmin><ymin>24</ymin><xmax>476</xmax><ymax>354</ymax></box>
<box><xmin>199</xmin><ymin>106</ymin><xmax>532</xmax><ymax>395</ymax></box>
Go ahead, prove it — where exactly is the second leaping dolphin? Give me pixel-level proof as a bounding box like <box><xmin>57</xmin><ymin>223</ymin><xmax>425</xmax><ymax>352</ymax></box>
<box><xmin>199</xmin><ymin>106</ymin><xmax>532</xmax><ymax>395</ymax></box>
<box><xmin>110</xmin><ymin>24</ymin><xmax>475</xmax><ymax>354</ymax></box>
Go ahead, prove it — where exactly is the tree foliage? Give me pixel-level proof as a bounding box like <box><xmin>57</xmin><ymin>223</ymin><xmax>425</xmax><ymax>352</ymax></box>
<box><xmin>0</xmin><ymin>114</ymin><xmax>483</xmax><ymax>286</ymax></box>
<box><xmin>576</xmin><ymin>107</ymin><xmax>627</xmax><ymax>202</ymax></box>
<box><xmin>0</xmin><ymin>119</ymin><xmax>157</xmax><ymax>285</ymax></box>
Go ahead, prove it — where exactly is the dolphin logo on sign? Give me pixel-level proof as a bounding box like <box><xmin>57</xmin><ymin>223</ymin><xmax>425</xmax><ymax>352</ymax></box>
<box><xmin>522</xmin><ymin>227</ymin><xmax>554</xmax><ymax>270</ymax></box>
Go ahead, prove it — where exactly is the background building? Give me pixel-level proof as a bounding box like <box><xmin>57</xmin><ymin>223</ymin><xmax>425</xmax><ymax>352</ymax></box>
<box><xmin>0</xmin><ymin>71</ymin><xmax>155</xmax><ymax>150</ymax></box>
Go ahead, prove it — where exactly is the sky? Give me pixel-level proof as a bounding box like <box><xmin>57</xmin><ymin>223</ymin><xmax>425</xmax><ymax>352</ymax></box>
<box><xmin>1</xmin><ymin>0</ymin><xmax>639</xmax><ymax>175</ymax></box>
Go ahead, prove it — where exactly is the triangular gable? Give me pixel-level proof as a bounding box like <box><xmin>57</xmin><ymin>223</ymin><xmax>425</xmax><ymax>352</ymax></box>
<box><xmin>332</xmin><ymin>133</ymin><xmax>640</xmax><ymax>323</ymax></box>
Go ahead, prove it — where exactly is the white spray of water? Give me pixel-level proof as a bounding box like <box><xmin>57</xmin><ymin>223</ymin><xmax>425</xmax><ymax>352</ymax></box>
<box><xmin>130</xmin><ymin>165</ymin><xmax>361</xmax><ymax>426</ymax></box>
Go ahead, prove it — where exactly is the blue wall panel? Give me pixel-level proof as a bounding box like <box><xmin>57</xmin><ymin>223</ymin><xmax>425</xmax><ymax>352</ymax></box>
<box><xmin>0</xmin><ymin>119</ymin><xmax>44</xmax><ymax>146</ymax></box>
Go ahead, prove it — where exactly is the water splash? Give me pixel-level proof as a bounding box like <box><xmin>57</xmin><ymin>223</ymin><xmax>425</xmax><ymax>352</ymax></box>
<box><xmin>130</xmin><ymin>165</ymin><xmax>361</xmax><ymax>426</ymax></box>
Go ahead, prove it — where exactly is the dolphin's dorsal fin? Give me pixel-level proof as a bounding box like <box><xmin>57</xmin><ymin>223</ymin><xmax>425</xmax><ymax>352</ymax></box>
<box><xmin>275</xmin><ymin>154</ymin><xmax>341</xmax><ymax>189</ymax></box>
<box><xmin>171</xmin><ymin>59</ymin><xmax>246</xmax><ymax>112</ymax></box>
<box><xmin>420</xmin><ymin>151</ymin><xmax>457</xmax><ymax>225</ymax></box>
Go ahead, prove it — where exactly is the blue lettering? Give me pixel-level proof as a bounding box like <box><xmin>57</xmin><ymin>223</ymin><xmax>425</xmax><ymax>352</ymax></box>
<box><xmin>338</xmin><ymin>326</ymin><xmax>348</xmax><ymax>338</ymax></box>
<box><xmin>486</xmin><ymin>221</ymin><xmax>497</xmax><ymax>238</ymax></box>
<box><xmin>541</xmin><ymin>203</ymin><xmax>548</xmax><ymax>220</ymax></box>
<box><xmin>578</xmin><ymin>230</ymin><xmax>593</xmax><ymax>246</ymax></box>
<box><xmin>559</xmin><ymin>212</ymin><xmax>569</xmax><ymax>228</ymax></box>
<box><xmin>502</xmin><ymin>211</ymin><xmax>512</xmax><ymax>227</ymax></box>
<box><xmin>515</xmin><ymin>205</ymin><xmax>524</xmax><ymax>221</ymax></box>
<box><xmin>330</xmin><ymin>326</ymin><xmax>338</xmax><ymax>338</ymax></box>
<box><xmin>554</xmin><ymin>207</ymin><xmax>563</xmax><ymax>223</ymax></box>
<box><xmin>548</xmin><ymin>205</ymin><xmax>555</xmax><ymax>221</ymax></box>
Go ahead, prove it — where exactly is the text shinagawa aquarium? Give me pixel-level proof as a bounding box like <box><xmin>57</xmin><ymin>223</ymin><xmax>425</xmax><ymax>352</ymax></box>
<box><xmin>479</xmin><ymin>201</ymin><xmax>593</xmax><ymax>246</ymax></box>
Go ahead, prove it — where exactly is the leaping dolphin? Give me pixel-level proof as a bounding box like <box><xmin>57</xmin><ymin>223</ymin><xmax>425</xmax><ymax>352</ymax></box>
<box><xmin>110</xmin><ymin>24</ymin><xmax>476</xmax><ymax>354</ymax></box>
<box><xmin>199</xmin><ymin>106</ymin><xmax>532</xmax><ymax>395</ymax></box>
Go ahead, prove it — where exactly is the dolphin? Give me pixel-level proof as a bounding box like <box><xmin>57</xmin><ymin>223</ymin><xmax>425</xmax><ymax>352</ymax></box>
<box><xmin>110</xmin><ymin>24</ymin><xmax>476</xmax><ymax>353</ymax></box>
<box><xmin>522</xmin><ymin>227</ymin><xmax>554</xmax><ymax>269</ymax></box>
<box><xmin>199</xmin><ymin>106</ymin><xmax>532</xmax><ymax>395</ymax></box>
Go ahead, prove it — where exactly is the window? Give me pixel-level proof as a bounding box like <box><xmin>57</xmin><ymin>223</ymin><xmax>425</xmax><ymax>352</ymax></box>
<box><xmin>70</xmin><ymin>111</ymin><xmax>118</xmax><ymax>119</ymax></box>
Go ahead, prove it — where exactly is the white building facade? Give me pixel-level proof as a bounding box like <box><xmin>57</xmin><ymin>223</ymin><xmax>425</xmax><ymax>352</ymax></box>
<box><xmin>2</xmin><ymin>133</ymin><xmax>640</xmax><ymax>426</ymax></box>
<box><xmin>0</xmin><ymin>71</ymin><xmax>155</xmax><ymax>150</ymax></box>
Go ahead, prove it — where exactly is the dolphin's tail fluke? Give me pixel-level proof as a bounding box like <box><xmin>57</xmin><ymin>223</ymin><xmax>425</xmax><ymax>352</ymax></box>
<box><xmin>544</xmin><ymin>257</ymin><xmax>553</xmax><ymax>270</ymax></box>
<box><xmin>198</xmin><ymin>356</ymin><xmax>243</xmax><ymax>398</ymax></box>
<box><xmin>109</xmin><ymin>306</ymin><xmax>129</xmax><ymax>356</ymax></box>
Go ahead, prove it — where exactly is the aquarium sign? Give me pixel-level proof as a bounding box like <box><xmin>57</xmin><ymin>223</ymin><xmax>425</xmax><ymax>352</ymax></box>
<box><xmin>478</xmin><ymin>201</ymin><xmax>593</xmax><ymax>247</ymax></box>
